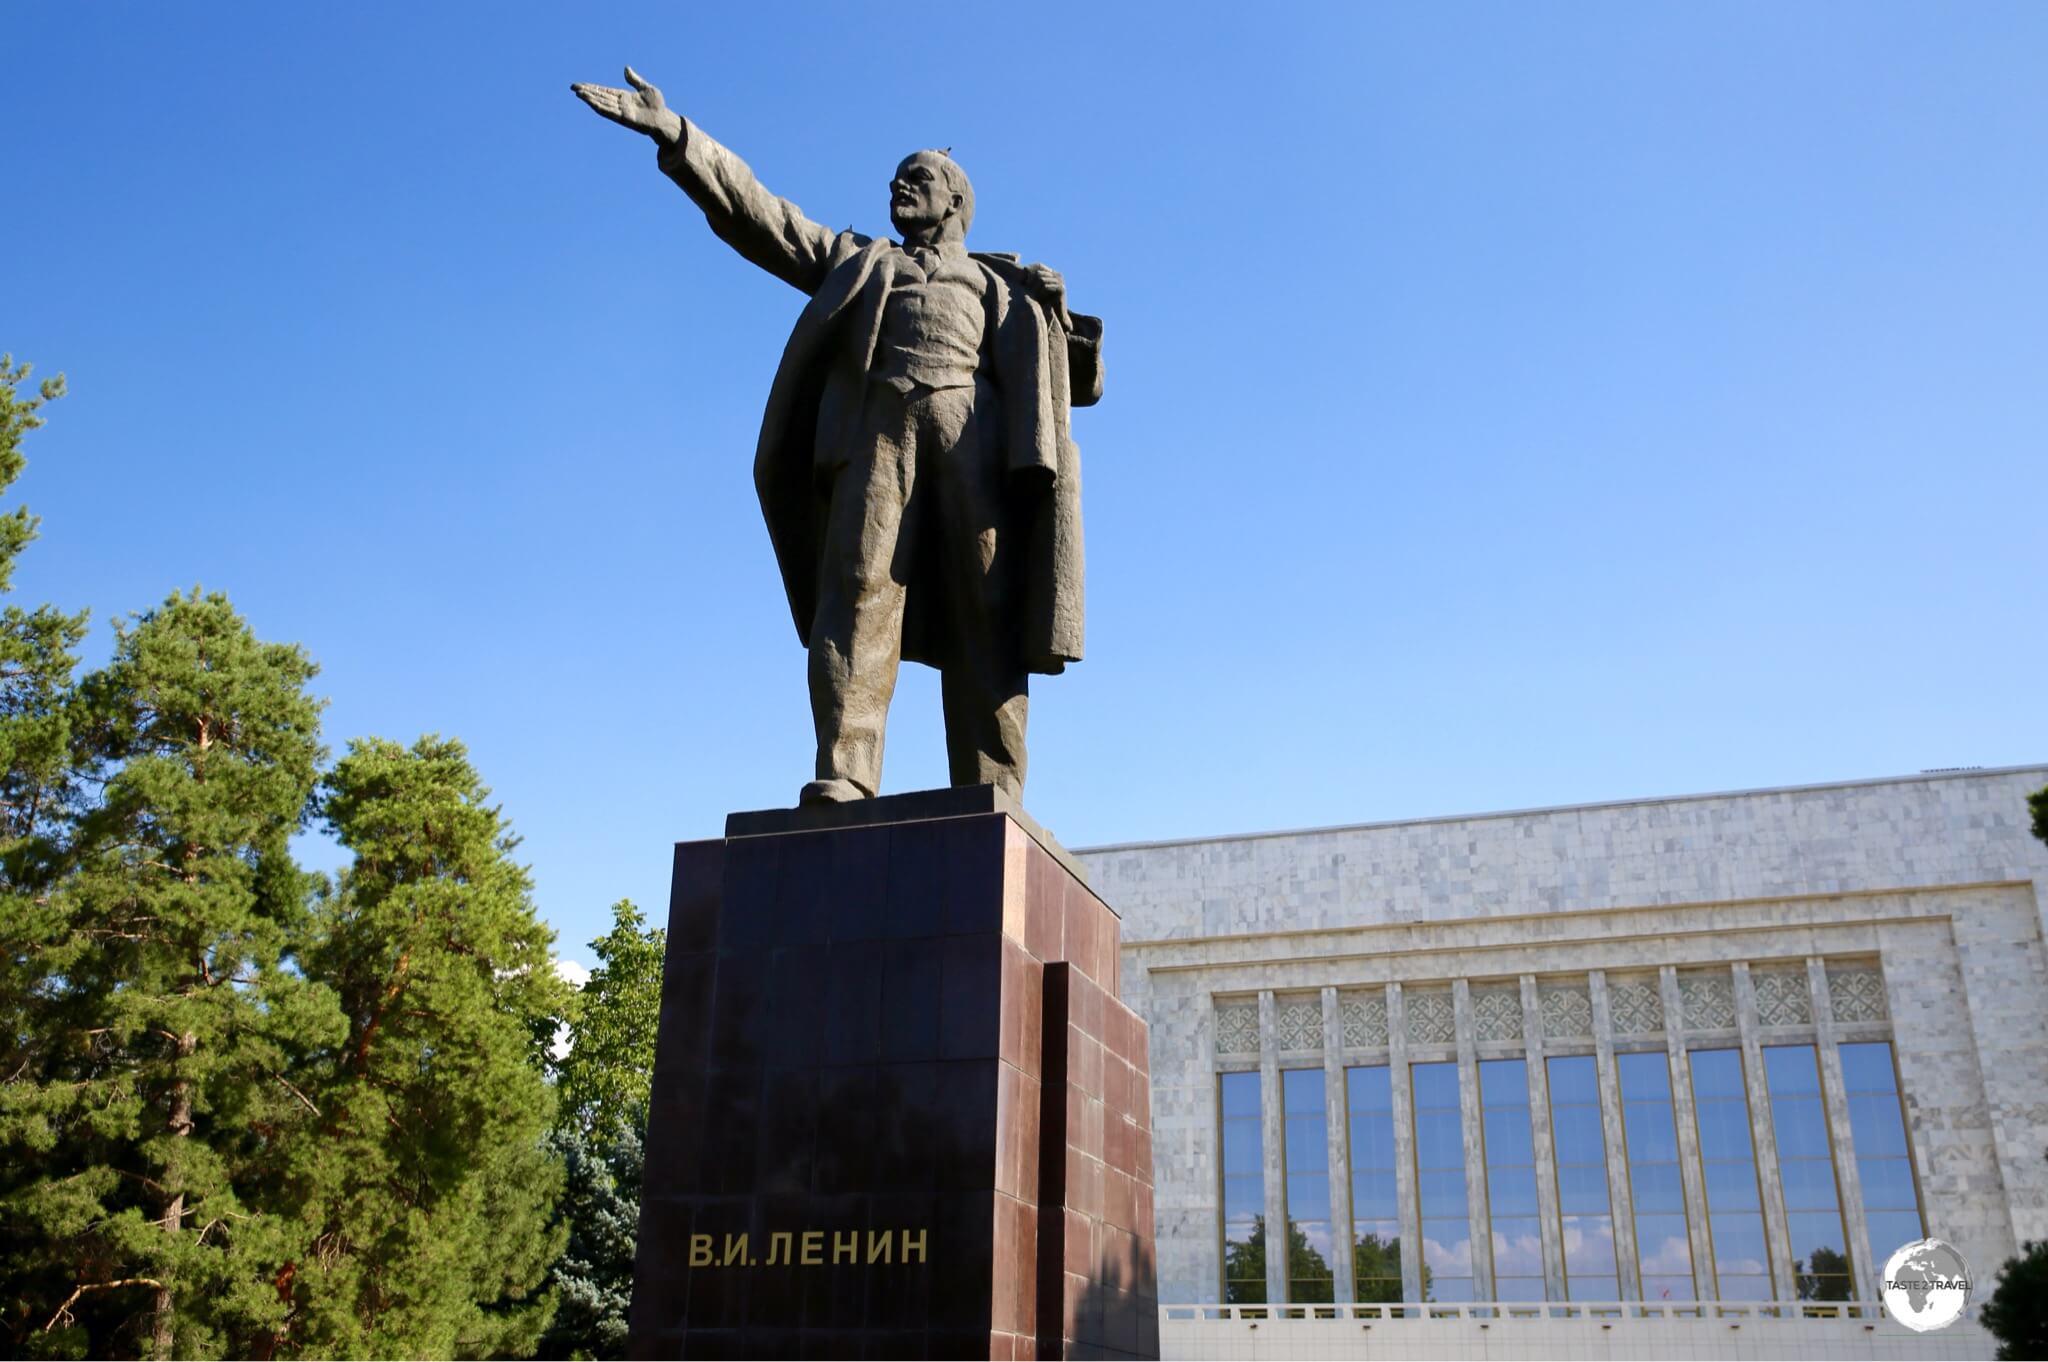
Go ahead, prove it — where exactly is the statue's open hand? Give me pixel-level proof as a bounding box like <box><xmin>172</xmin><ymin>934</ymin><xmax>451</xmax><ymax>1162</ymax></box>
<box><xmin>571</xmin><ymin>66</ymin><xmax>683</xmax><ymax>144</ymax></box>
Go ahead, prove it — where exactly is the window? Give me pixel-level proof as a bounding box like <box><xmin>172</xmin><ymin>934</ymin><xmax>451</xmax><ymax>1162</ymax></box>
<box><xmin>1412</xmin><ymin>1061</ymin><xmax>1475</xmax><ymax>1301</ymax></box>
<box><xmin>1840</xmin><ymin>1042</ymin><xmax>1922</xmax><ymax>1269</ymax></box>
<box><xmin>1477</xmin><ymin>1059</ymin><xmax>1545</xmax><ymax>1301</ymax></box>
<box><xmin>1220</xmin><ymin>1070</ymin><xmax>1266</xmax><ymax>1303</ymax></box>
<box><xmin>1618</xmin><ymin>1050</ymin><xmax>1696</xmax><ymax>1301</ymax></box>
<box><xmin>1282</xmin><ymin>1069</ymin><xmax>1335</xmax><ymax>1302</ymax></box>
<box><xmin>1547</xmin><ymin>1055</ymin><xmax>1618</xmax><ymax>1300</ymax></box>
<box><xmin>1689</xmin><ymin>1049</ymin><xmax>1771</xmax><ymax>1301</ymax></box>
<box><xmin>1347</xmin><ymin>1065</ymin><xmax>1403</xmax><ymax>1303</ymax></box>
<box><xmin>1764</xmin><ymin>1045</ymin><xmax>1852</xmax><ymax>1300</ymax></box>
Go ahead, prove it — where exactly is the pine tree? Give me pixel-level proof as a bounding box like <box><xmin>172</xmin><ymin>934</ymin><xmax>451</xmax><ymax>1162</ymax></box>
<box><xmin>0</xmin><ymin>354</ymin><xmax>88</xmax><ymax>879</ymax></box>
<box><xmin>538</xmin><ymin>899</ymin><xmax>664</xmax><ymax>1359</ymax></box>
<box><xmin>276</xmin><ymin>736</ymin><xmax>574</xmax><ymax>1358</ymax></box>
<box><xmin>2</xmin><ymin>589</ymin><xmax>336</xmax><ymax>1359</ymax></box>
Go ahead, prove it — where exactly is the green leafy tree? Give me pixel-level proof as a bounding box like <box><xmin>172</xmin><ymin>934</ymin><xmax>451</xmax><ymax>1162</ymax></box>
<box><xmin>1223</xmin><ymin>1216</ymin><xmax>1268</xmax><ymax>1305</ymax></box>
<box><xmin>539</xmin><ymin>898</ymin><xmax>664</xmax><ymax>1359</ymax></box>
<box><xmin>2</xmin><ymin>590</ymin><xmax>335</xmax><ymax>1359</ymax></box>
<box><xmin>1983</xmin><ymin>1238</ymin><xmax>2048</xmax><ymax>1360</ymax></box>
<box><xmin>2030</xmin><ymin>784</ymin><xmax>2047</xmax><ymax>848</ymax></box>
<box><xmin>1352</xmin><ymin>1232</ymin><xmax>1407</xmax><ymax>1304</ymax></box>
<box><xmin>1285</xmin><ymin>1219</ymin><xmax>1334</xmax><ymax>1303</ymax></box>
<box><xmin>1794</xmin><ymin>1244</ymin><xmax>1852</xmax><ymax>1300</ymax></box>
<box><xmin>274</xmin><ymin>736</ymin><xmax>574</xmax><ymax>1358</ymax></box>
<box><xmin>552</xmin><ymin>900</ymin><xmax>663</xmax><ymax>1144</ymax></box>
<box><xmin>1222</xmin><ymin>1216</ymin><xmax>1337</xmax><ymax>1305</ymax></box>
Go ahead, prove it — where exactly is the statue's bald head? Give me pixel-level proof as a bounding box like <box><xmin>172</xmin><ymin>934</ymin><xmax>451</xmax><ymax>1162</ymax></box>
<box><xmin>889</xmin><ymin>149</ymin><xmax>974</xmax><ymax>241</ymax></box>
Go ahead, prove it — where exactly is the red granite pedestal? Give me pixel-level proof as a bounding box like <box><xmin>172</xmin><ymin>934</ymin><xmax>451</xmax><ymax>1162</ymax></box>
<box><xmin>627</xmin><ymin>786</ymin><xmax>1158</xmax><ymax>1360</ymax></box>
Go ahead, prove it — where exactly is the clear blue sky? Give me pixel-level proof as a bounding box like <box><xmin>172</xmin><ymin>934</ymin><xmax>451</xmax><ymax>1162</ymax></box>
<box><xmin>8</xmin><ymin>3</ymin><xmax>2044</xmax><ymax>968</ymax></box>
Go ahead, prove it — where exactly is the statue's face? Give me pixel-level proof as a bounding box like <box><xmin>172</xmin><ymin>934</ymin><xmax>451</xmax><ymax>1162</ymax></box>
<box><xmin>889</xmin><ymin>152</ymin><xmax>959</xmax><ymax>236</ymax></box>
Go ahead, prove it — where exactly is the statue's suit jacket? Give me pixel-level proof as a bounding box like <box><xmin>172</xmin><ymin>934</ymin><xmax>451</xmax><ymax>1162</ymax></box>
<box><xmin>658</xmin><ymin>122</ymin><xmax>1100</xmax><ymax>675</ymax></box>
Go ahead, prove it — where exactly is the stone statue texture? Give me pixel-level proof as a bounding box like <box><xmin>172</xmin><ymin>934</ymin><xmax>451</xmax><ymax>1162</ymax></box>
<box><xmin>572</xmin><ymin>69</ymin><xmax>1101</xmax><ymax>806</ymax></box>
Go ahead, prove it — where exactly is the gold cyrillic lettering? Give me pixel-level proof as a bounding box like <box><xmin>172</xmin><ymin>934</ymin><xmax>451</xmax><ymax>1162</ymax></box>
<box><xmin>867</xmin><ymin>1229</ymin><xmax>892</xmax><ymax>1264</ymax></box>
<box><xmin>766</xmin><ymin>1232</ymin><xmax>794</xmax><ymax>1265</ymax></box>
<box><xmin>689</xmin><ymin>1234</ymin><xmax>713</xmax><ymax>1268</ymax></box>
<box><xmin>800</xmin><ymin>1230</ymin><xmax>824</xmax><ymax>1266</ymax></box>
<box><xmin>901</xmin><ymin>1228</ymin><xmax>927</xmax><ymax>1264</ymax></box>
<box><xmin>833</xmin><ymin>1230</ymin><xmax>858</xmax><ymax>1264</ymax></box>
<box><xmin>723</xmin><ymin>1233</ymin><xmax>749</xmax><ymax>1266</ymax></box>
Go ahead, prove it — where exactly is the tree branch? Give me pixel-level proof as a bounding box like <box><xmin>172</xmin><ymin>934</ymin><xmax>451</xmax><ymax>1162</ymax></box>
<box><xmin>43</xmin><ymin>1277</ymin><xmax>165</xmax><ymax>1332</ymax></box>
<box><xmin>269</xmin><ymin>1069</ymin><xmax>321</xmax><ymax>1117</ymax></box>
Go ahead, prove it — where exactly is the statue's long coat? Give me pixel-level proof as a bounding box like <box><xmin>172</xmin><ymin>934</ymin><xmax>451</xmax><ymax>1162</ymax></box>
<box><xmin>658</xmin><ymin>124</ymin><xmax>1101</xmax><ymax>675</ymax></box>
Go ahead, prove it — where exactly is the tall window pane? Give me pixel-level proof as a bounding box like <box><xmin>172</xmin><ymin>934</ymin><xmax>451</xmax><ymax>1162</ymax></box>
<box><xmin>1547</xmin><ymin>1055</ymin><xmax>1618</xmax><ymax>1300</ymax></box>
<box><xmin>1618</xmin><ymin>1051</ymin><xmax>1696</xmax><ymax>1300</ymax></box>
<box><xmin>1841</xmin><ymin>1042</ymin><xmax>1923</xmax><ymax>1268</ymax></box>
<box><xmin>1283</xmin><ymin>1069</ymin><xmax>1335</xmax><ymax>1302</ymax></box>
<box><xmin>1413</xmin><ymin>1061</ymin><xmax>1475</xmax><ymax>1301</ymax></box>
<box><xmin>1480</xmin><ymin>1058</ymin><xmax>1545</xmax><ymax>1302</ymax></box>
<box><xmin>1347</xmin><ymin>1065</ymin><xmax>1403</xmax><ymax>1303</ymax></box>
<box><xmin>1220</xmin><ymin>1071</ymin><xmax>1266</xmax><ymax>1304</ymax></box>
<box><xmin>1764</xmin><ymin>1045</ymin><xmax>1851</xmax><ymax>1300</ymax></box>
<box><xmin>1689</xmin><ymin>1049</ymin><xmax>1771</xmax><ymax>1300</ymax></box>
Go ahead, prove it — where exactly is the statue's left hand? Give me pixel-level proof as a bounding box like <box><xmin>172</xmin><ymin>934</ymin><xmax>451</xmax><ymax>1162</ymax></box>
<box><xmin>1026</xmin><ymin>264</ymin><xmax>1073</xmax><ymax>327</ymax></box>
<box><xmin>571</xmin><ymin>66</ymin><xmax>684</xmax><ymax>145</ymax></box>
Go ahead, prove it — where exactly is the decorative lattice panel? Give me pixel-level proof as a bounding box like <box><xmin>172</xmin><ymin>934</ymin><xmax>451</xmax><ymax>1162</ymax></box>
<box><xmin>1276</xmin><ymin>995</ymin><xmax>1324</xmax><ymax>1051</ymax></box>
<box><xmin>1609</xmin><ymin>978</ymin><xmax>1665</xmax><ymax>1036</ymax></box>
<box><xmin>1473</xmin><ymin>986</ymin><xmax>1525</xmax><ymax>1042</ymax></box>
<box><xmin>1680</xmin><ymin>972</ymin><xmax>1737</xmax><ymax>1030</ymax></box>
<box><xmin>1539</xmin><ymin>982</ymin><xmax>1593</xmax><ymax>1040</ymax></box>
<box><xmin>1751</xmin><ymin>968</ymin><xmax>1814</xmax><ymax>1027</ymax></box>
<box><xmin>1406</xmin><ymin>990</ymin><xmax>1457</xmax><ymax>1045</ymax></box>
<box><xmin>1216</xmin><ymin>1000</ymin><xmax>1260</xmax><ymax>1056</ymax></box>
<box><xmin>1828</xmin><ymin>965</ymin><xmax>1889</xmax><ymax>1022</ymax></box>
<box><xmin>1341</xmin><ymin>991</ymin><xmax>1389</xmax><ymax>1048</ymax></box>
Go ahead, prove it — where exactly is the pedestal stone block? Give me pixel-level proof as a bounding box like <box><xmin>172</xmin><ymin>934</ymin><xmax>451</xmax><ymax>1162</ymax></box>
<box><xmin>629</xmin><ymin>786</ymin><xmax>1158</xmax><ymax>1360</ymax></box>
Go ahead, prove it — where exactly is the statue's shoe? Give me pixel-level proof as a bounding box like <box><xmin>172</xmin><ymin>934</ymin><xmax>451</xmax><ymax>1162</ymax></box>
<box><xmin>798</xmin><ymin>778</ymin><xmax>866</xmax><ymax>806</ymax></box>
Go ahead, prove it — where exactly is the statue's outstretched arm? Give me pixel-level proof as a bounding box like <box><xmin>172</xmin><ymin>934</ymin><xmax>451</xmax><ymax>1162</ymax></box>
<box><xmin>572</xmin><ymin>67</ymin><xmax>842</xmax><ymax>295</ymax></box>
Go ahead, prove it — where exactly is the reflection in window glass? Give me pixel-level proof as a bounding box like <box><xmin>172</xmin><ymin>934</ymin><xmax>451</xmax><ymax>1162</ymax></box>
<box><xmin>1618</xmin><ymin>1051</ymin><xmax>1696</xmax><ymax>1301</ymax></box>
<box><xmin>1282</xmin><ymin>1069</ymin><xmax>1335</xmax><ymax>1302</ymax></box>
<box><xmin>1764</xmin><ymin>1045</ymin><xmax>1852</xmax><ymax>1300</ymax></box>
<box><xmin>1413</xmin><ymin>1061</ymin><xmax>1475</xmax><ymax>1301</ymax></box>
<box><xmin>1547</xmin><ymin>1055</ymin><xmax>1618</xmax><ymax>1300</ymax></box>
<box><xmin>1841</xmin><ymin>1042</ymin><xmax>1922</xmax><ymax>1268</ymax></box>
<box><xmin>1689</xmin><ymin>1050</ymin><xmax>1772</xmax><ymax>1300</ymax></box>
<box><xmin>1220</xmin><ymin>1071</ymin><xmax>1267</xmax><ymax>1303</ymax></box>
<box><xmin>1347</xmin><ymin>1065</ymin><xmax>1403</xmax><ymax>1303</ymax></box>
<box><xmin>1480</xmin><ymin>1058</ymin><xmax>1546</xmax><ymax>1302</ymax></box>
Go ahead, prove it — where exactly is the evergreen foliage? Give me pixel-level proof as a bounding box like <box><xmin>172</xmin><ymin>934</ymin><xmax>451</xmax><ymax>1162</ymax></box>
<box><xmin>0</xmin><ymin>356</ymin><xmax>88</xmax><ymax>886</ymax></box>
<box><xmin>277</xmin><ymin>737</ymin><xmax>575</xmax><ymax>1358</ymax></box>
<box><xmin>538</xmin><ymin>899</ymin><xmax>664</xmax><ymax>1360</ymax></box>
<box><xmin>1983</xmin><ymin>1238</ymin><xmax>2048</xmax><ymax>1360</ymax></box>
<box><xmin>3</xmin><ymin>589</ymin><xmax>335</xmax><ymax>1359</ymax></box>
<box><xmin>535</xmin><ymin>1123</ymin><xmax>642</xmax><ymax>1360</ymax></box>
<box><xmin>2</xmin><ymin>358</ymin><xmax>589</xmax><ymax>1359</ymax></box>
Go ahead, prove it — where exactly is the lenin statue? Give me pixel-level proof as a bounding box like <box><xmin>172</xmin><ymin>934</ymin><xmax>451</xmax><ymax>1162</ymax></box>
<box><xmin>573</xmin><ymin>68</ymin><xmax>1101</xmax><ymax>807</ymax></box>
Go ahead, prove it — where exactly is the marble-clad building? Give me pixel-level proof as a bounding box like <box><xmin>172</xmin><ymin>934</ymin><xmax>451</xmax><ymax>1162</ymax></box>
<box><xmin>1075</xmin><ymin>765</ymin><xmax>2047</xmax><ymax>1352</ymax></box>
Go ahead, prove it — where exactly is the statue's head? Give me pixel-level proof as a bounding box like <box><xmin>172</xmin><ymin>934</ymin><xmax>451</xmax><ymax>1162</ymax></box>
<box><xmin>889</xmin><ymin>150</ymin><xmax>973</xmax><ymax>242</ymax></box>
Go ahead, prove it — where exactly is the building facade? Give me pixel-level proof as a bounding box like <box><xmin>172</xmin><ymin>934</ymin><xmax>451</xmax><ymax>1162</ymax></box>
<box><xmin>1075</xmin><ymin>765</ymin><xmax>2048</xmax><ymax>1351</ymax></box>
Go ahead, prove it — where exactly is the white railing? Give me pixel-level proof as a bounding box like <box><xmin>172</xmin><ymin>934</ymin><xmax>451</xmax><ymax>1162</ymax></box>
<box><xmin>1158</xmin><ymin>1301</ymin><xmax>1995</xmax><ymax>1360</ymax></box>
<box><xmin>1166</xmin><ymin>1300</ymin><xmax>1895</xmax><ymax>1320</ymax></box>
